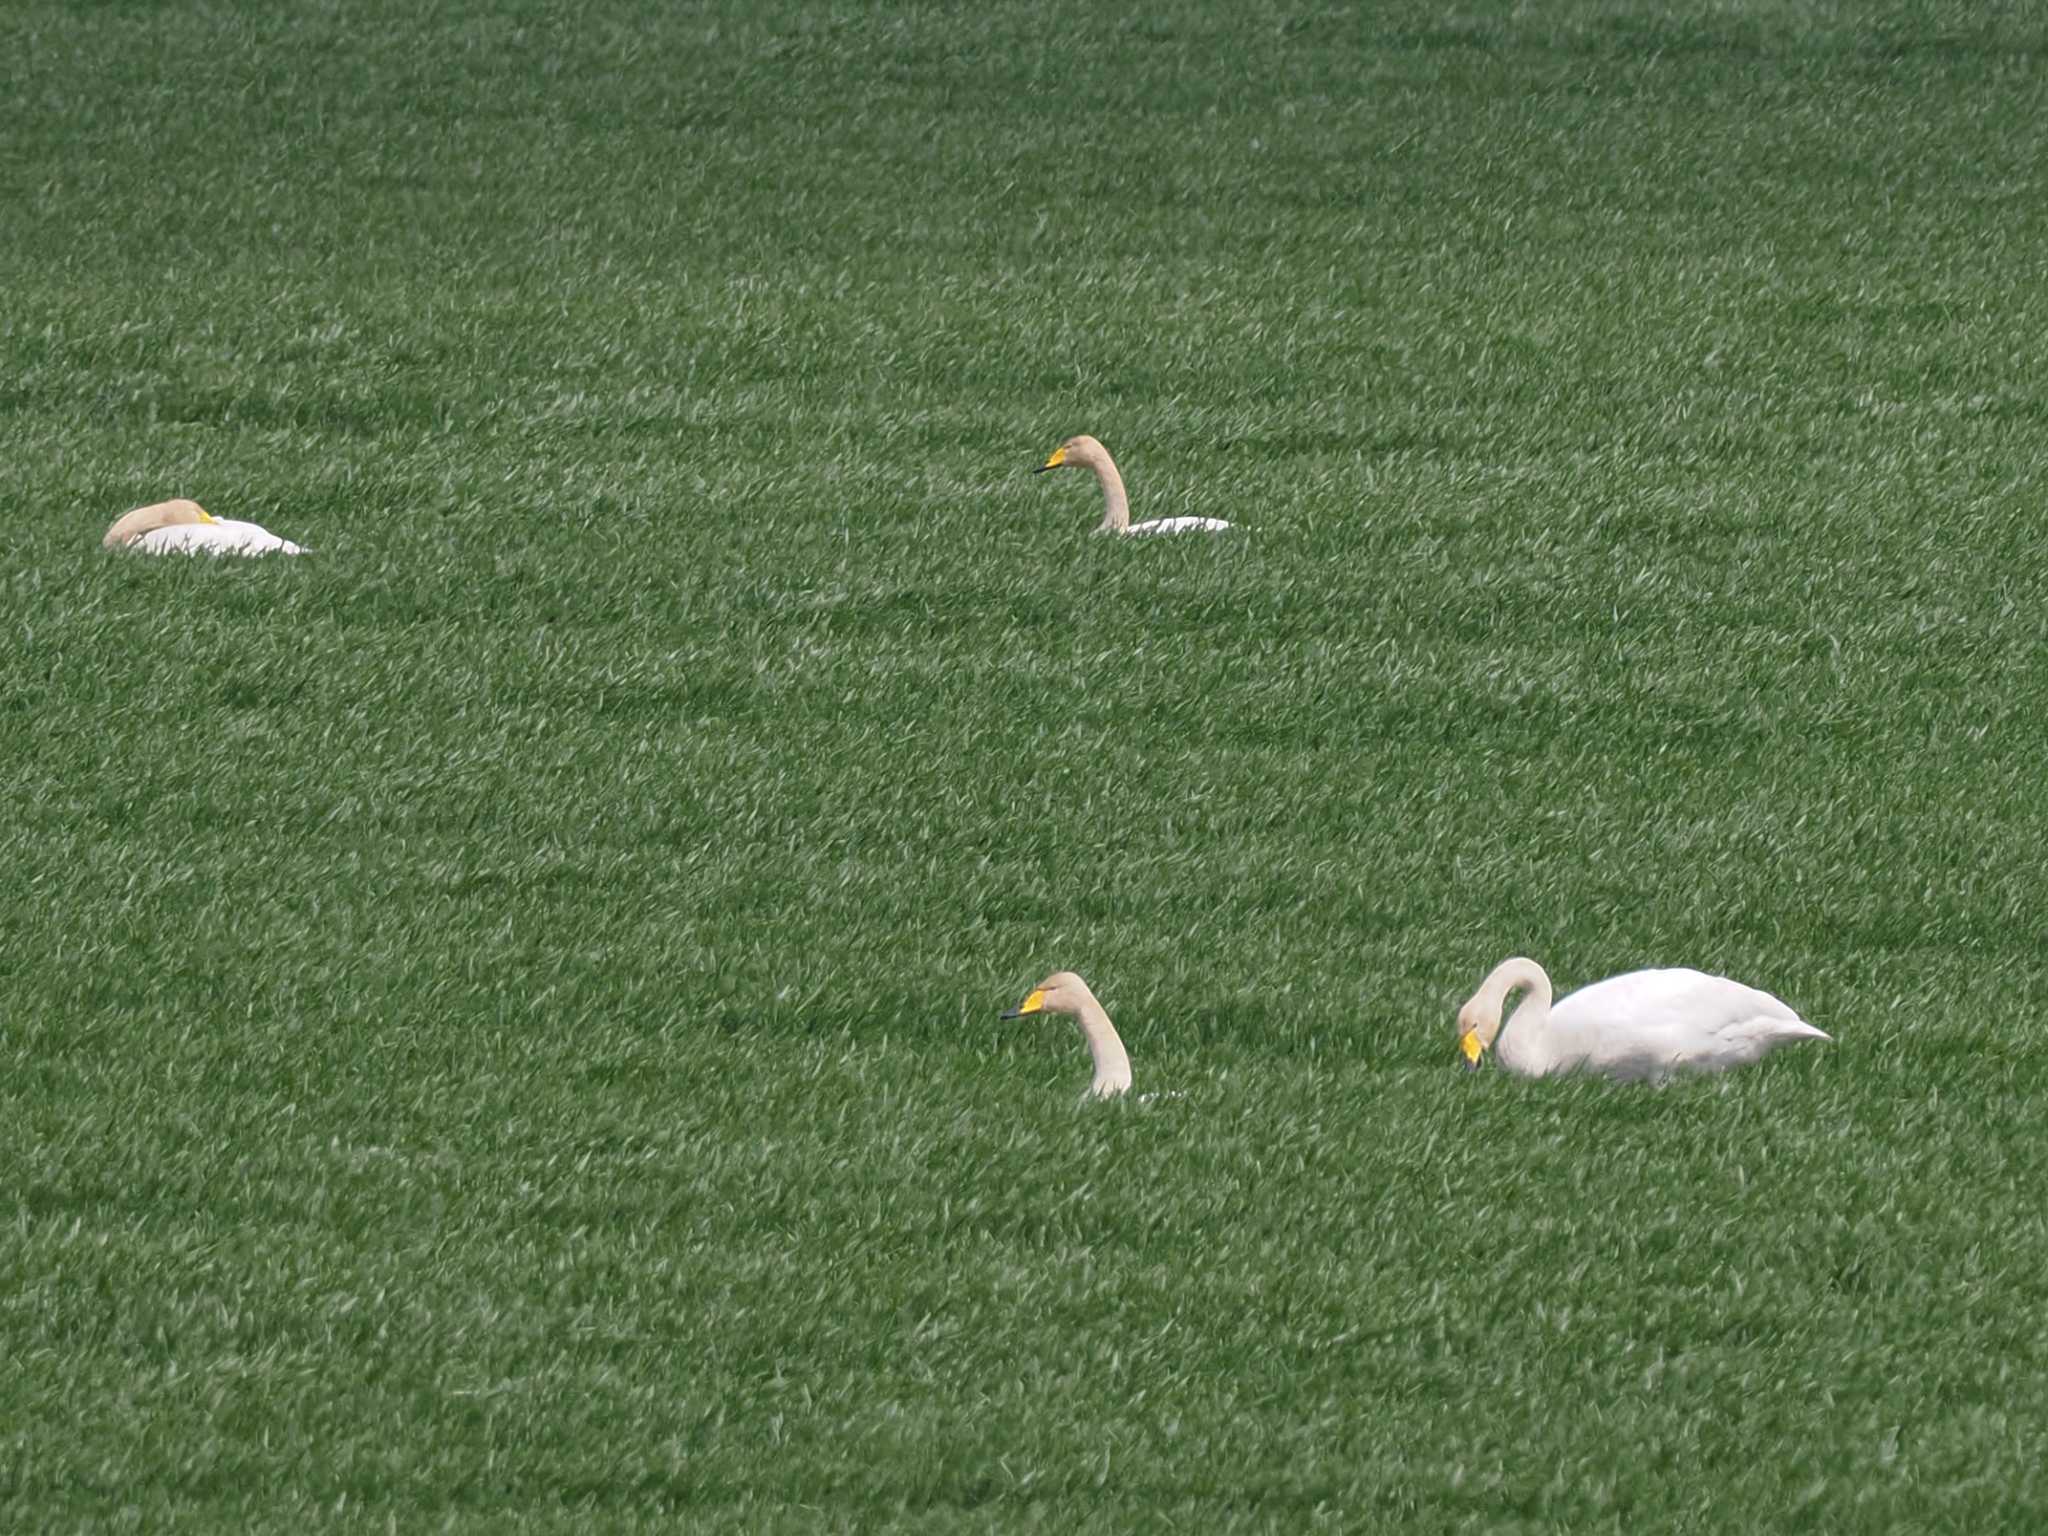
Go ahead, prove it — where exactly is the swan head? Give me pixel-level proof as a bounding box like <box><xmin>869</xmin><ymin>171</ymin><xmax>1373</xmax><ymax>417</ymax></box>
<box><xmin>1454</xmin><ymin>999</ymin><xmax>1490</xmax><ymax>1071</ymax></box>
<box><xmin>102</xmin><ymin>499</ymin><xmax>220</xmax><ymax>548</ymax></box>
<box><xmin>1001</xmin><ymin>970</ymin><xmax>1096</xmax><ymax>1019</ymax></box>
<box><xmin>1454</xmin><ymin>957</ymin><xmax>1550</xmax><ymax>1070</ymax></box>
<box><xmin>1033</xmin><ymin>434</ymin><xmax>1110</xmax><ymax>475</ymax></box>
<box><xmin>1001</xmin><ymin>970</ymin><xmax>1133</xmax><ymax>1099</ymax></box>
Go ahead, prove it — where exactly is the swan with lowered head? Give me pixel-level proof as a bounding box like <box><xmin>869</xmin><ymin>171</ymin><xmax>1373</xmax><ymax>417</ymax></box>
<box><xmin>1456</xmin><ymin>956</ymin><xmax>1829</xmax><ymax>1081</ymax></box>
<box><xmin>103</xmin><ymin>499</ymin><xmax>307</xmax><ymax>556</ymax></box>
<box><xmin>1033</xmin><ymin>435</ymin><xmax>1235</xmax><ymax>536</ymax></box>
<box><xmin>1002</xmin><ymin>971</ymin><xmax>1135</xmax><ymax>1100</ymax></box>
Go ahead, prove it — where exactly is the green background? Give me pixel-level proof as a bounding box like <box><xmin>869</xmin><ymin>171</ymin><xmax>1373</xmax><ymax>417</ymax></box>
<box><xmin>4</xmin><ymin>1</ymin><xmax>2044</xmax><ymax>1528</ymax></box>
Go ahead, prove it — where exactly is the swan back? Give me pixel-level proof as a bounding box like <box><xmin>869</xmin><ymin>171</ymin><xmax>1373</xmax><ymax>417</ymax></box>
<box><xmin>193</xmin><ymin>518</ymin><xmax>306</xmax><ymax>556</ymax></box>
<box><xmin>1546</xmin><ymin>967</ymin><xmax>1828</xmax><ymax>1079</ymax></box>
<box><xmin>1125</xmin><ymin>516</ymin><xmax>1236</xmax><ymax>536</ymax></box>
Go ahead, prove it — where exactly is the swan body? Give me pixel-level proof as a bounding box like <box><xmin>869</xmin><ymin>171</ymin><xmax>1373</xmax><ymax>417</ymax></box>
<box><xmin>1002</xmin><ymin>970</ymin><xmax>1135</xmax><ymax>1100</ymax></box>
<box><xmin>1118</xmin><ymin>515</ymin><xmax>1238</xmax><ymax>537</ymax></box>
<box><xmin>1034</xmin><ymin>435</ymin><xmax>1236</xmax><ymax>536</ymax></box>
<box><xmin>104</xmin><ymin>500</ymin><xmax>307</xmax><ymax>556</ymax></box>
<box><xmin>1456</xmin><ymin>956</ymin><xmax>1829</xmax><ymax>1081</ymax></box>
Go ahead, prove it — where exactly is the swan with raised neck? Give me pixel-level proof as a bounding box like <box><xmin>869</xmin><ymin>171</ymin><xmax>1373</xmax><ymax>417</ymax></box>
<box><xmin>1032</xmin><ymin>434</ymin><xmax>1235</xmax><ymax>536</ymax></box>
<box><xmin>1001</xmin><ymin>970</ymin><xmax>1135</xmax><ymax>1099</ymax></box>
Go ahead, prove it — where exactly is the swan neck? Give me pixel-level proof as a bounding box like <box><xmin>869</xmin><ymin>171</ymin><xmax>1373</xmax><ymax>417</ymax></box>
<box><xmin>1088</xmin><ymin>452</ymin><xmax>1131</xmax><ymax>533</ymax></box>
<box><xmin>103</xmin><ymin>499</ymin><xmax>206</xmax><ymax>548</ymax></box>
<box><xmin>1075</xmin><ymin>996</ymin><xmax>1133</xmax><ymax>1096</ymax></box>
<box><xmin>1481</xmin><ymin>957</ymin><xmax>1552</xmax><ymax>1050</ymax></box>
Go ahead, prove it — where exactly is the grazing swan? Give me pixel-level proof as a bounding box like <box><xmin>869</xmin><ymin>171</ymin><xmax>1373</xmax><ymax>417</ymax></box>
<box><xmin>1002</xmin><ymin>971</ymin><xmax>1136</xmax><ymax>1100</ymax></box>
<box><xmin>1456</xmin><ymin>956</ymin><xmax>1829</xmax><ymax>1081</ymax></box>
<box><xmin>103</xmin><ymin>499</ymin><xmax>308</xmax><ymax>556</ymax></box>
<box><xmin>1033</xmin><ymin>435</ymin><xmax>1235</xmax><ymax>536</ymax></box>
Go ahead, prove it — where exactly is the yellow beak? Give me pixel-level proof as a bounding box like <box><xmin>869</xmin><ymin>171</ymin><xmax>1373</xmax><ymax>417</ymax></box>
<box><xmin>1459</xmin><ymin>1029</ymin><xmax>1484</xmax><ymax>1068</ymax></box>
<box><xmin>1000</xmin><ymin>988</ymin><xmax>1046</xmax><ymax>1020</ymax></box>
<box><xmin>1038</xmin><ymin>445</ymin><xmax>1068</xmax><ymax>471</ymax></box>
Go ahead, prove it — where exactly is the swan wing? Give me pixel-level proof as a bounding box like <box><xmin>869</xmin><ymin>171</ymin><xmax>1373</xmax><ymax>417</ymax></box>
<box><xmin>132</xmin><ymin>524</ymin><xmax>231</xmax><ymax>555</ymax></box>
<box><xmin>1123</xmin><ymin>516</ymin><xmax>1236</xmax><ymax>536</ymax></box>
<box><xmin>210</xmin><ymin>518</ymin><xmax>307</xmax><ymax>555</ymax></box>
<box><xmin>134</xmin><ymin>520</ymin><xmax>304</xmax><ymax>556</ymax></box>
<box><xmin>1548</xmin><ymin>968</ymin><xmax>1826</xmax><ymax>1078</ymax></box>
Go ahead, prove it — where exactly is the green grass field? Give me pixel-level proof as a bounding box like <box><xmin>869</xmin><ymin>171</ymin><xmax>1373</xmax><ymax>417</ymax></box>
<box><xmin>5</xmin><ymin>0</ymin><xmax>2047</xmax><ymax>1527</ymax></box>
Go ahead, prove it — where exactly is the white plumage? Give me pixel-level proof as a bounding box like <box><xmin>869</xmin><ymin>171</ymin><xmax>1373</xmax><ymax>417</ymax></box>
<box><xmin>1118</xmin><ymin>514</ymin><xmax>1236</xmax><ymax>537</ymax></box>
<box><xmin>103</xmin><ymin>500</ymin><xmax>308</xmax><ymax>557</ymax></box>
<box><xmin>1456</xmin><ymin>956</ymin><xmax>1830</xmax><ymax>1081</ymax></box>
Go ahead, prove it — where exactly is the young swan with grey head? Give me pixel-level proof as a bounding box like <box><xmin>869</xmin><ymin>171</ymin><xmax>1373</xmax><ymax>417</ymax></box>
<box><xmin>1455</xmin><ymin>955</ymin><xmax>1830</xmax><ymax>1082</ymax></box>
<box><xmin>103</xmin><ymin>499</ymin><xmax>307</xmax><ymax>556</ymax></box>
<box><xmin>1033</xmin><ymin>434</ymin><xmax>1236</xmax><ymax>536</ymax></box>
<box><xmin>1001</xmin><ymin>971</ymin><xmax>1135</xmax><ymax>1100</ymax></box>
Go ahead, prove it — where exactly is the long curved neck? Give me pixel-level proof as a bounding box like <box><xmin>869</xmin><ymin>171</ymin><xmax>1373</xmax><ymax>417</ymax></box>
<box><xmin>1086</xmin><ymin>452</ymin><xmax>1131</xmax><ymax>533</ymax></box>
<box><xmin>1477</xmin><ymin>957</ymin><xmax>1552</xmax><ymax>1050</ymax></box>
<box><xmin>103</xmin><ymin>499</ymin><xmax>206</xmax><ymax>548</ymax></box>
<box><xmin>1072</xmin><ymin>994</ymin><xmax>1133</xmax><ymax>1097</ymax></box>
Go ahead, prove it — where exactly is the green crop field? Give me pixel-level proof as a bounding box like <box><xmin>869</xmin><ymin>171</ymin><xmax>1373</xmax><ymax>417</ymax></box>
<box><xmin>5</xmin><ymin>0</ymin><xmax>2046</xmax><ymax>1528</ymax></box>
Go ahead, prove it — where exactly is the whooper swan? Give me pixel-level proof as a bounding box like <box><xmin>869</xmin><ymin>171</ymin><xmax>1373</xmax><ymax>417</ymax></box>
<box><xmin>1034</xmin><ymin>435</ymin><xmax>1235</xmax><ymax>536</ymax></box>
<box><xmin>1002</xmin><ymin>971</ymin><xmax>1136</xmax><ymax>1100</ymax></box>
<box><xmin>103</xmin><ymin>500</ymin><xmax>308</xmax><ymax>556</ymax></box>
<box><xmin>1456</xmin><ymin>956</ymin><xmax>1830</xmax><ymax>1082</ymax></box>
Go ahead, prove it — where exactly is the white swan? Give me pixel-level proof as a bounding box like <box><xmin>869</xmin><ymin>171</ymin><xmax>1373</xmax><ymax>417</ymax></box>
<box><xmin>1033</xmin><ymin>435</ymin><xmax>1235</xmax><ymax>536</ymax></box>
<box><xmin>1001</xmin><ymin>971</ymin><xmax>1136</xmax><ymax>1100</ymax></box>
<box><xmin>103</xmin><ymin>499</ymin><xmax>307</xmax><ymax>556</ymax></box>
<box><xmin>1456</xmin><ymin>956</ymin><xmax>1830</xmax><ymax>1081</ymax></box>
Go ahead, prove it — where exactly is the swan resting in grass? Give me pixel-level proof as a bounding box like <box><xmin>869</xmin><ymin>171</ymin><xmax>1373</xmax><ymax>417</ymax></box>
<box><xmin>103</xmin><ymin>500</ymin><xmax>308</xmax><ymax>556</ymax></box>
<box><xmin>1456</xmin><ymin>956</ymin><xmax>1830</xmax><ymax>1081</ymax></box>
<box><xmin>1002</xmin><ymin>971</ymin><xmax>1136</xmax><ymax>1100</ymax></box>
<box><xmin>1034</xmin><ymin>435</ymin><xmax>1236</xmax><ymax>536</ymax></box>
